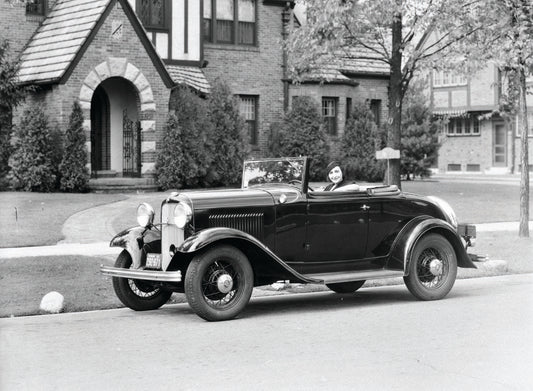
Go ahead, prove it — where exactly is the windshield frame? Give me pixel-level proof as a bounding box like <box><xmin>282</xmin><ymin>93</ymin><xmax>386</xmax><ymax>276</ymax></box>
<box><xmin>241</xmin><ymin>157</ymin><xmax>309</xmax><ymax>192</ymax></box>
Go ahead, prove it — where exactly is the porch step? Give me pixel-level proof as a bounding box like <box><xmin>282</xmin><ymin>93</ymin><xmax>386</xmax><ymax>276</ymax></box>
<box><xmin>94</xmin><ymin>170</ymin><xmax>118</xmax><ymax>178</ymax></box>
<box><xmin>303</xmin><ymin>269</ymin><xmax>404</xmax><ymax>284</ymax></box>
<box><xmin>89</xmin><ymin>177</ymin><xmax>158</xmax><ymax>192</ymax></box>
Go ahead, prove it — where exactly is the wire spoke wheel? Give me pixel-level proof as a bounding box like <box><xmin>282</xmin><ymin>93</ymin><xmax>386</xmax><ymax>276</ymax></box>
<box><xmin>404</xmin><ymin>234</ymin><xmax>457</xmax><ymax>301</ymax></box>
<box><xmin>185</xmin><ymin>245</ymin><xmax>253</xmax><ymax>321</ymax></box>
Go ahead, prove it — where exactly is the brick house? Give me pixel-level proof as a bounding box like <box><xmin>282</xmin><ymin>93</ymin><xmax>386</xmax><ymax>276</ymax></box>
<box><xmin>431</xmin><ymin>64</ymin><xmax>533</xmax><ymax>174</ymax></box>
<box><xmin>2</xmin><ymin>0</ymin><xmax>390</xmax><ymax>186</ymax></box>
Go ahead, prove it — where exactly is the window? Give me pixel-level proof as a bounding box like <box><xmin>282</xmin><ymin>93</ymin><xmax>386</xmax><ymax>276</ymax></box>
<box><xmin>322</xmin><ymin>97</ymin><xmax>337</xmax><ymax>136</ymax></box>
<box><xmin>26</xmin><ymin>0</ymin><xmax>46</xmax><ymax>15</ymax></box>
<box><xmin>345</xmin><ymin>98</ymin><xmax>352</xmax><ymax>125</ymax></box>
<box><xmin>370</xmin><ymin>99</ymin><xmax>381</xmax><ymax>126</ymax></box>
<box><xmin>516</xmin><ymin>111</ymin><xmax>533</xmax><ymax>137</ymax></box>
<box><xmin>433</xmin><ymin>70</ymin><xmax>467</xmax><ymax>87</ymax></box>
<box><xmin>446</xmin><ymin>116</ymin><xmax>480</xmax><ymax>136</ymax></box>
<box><xmin>138</xmin><ymin>0</ymin><xmax>167</xmax><ymax>30</ymax></box>
<box><xmin>204</xmin><ymin>0</ymin><xmax>256</xmax><ymax>45</ymax></box>
<box><xmin>240</xmin><ymin>95</ymin><xmax>258</xmax><ymax>145</ymax></box>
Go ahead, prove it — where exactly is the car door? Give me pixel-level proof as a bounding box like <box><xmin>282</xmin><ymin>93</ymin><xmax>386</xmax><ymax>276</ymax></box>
<box><xmin>302</xmin><ymin>191</ymin><xmax>370</xmax><ymax>273</ymax></box>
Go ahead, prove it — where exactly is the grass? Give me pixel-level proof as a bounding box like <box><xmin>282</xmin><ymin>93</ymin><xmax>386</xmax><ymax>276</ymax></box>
<box><xmin>0</xmin><ymin>192</ymin><xmax>126</xmax><ymax>247</ymax></box>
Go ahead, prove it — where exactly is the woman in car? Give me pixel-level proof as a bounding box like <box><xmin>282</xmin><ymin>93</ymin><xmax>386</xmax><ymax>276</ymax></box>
<box><xmin>324</xmin><ymin>161</ymin><xmax>360</xmax><ymax>191</ymax></box>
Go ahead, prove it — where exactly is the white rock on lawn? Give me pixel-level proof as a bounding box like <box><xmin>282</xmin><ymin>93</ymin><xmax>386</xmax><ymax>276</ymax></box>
<box><xmin>40</xmin><ymin>291</ymin><xmax>65</xmax><ymax>314</ymax></box>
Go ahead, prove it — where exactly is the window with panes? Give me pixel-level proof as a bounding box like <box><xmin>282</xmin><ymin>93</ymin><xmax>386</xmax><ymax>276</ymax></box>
<box><xmin>446</xmin><ymin>116</ymin><xmax>480</xmax><ymax>136</ymax></box>
<box><xmin>204</xmin><ymin>0</ymin><xmax>256</xmax><ymax>45</ymax></box>
<box><xmin>137</xmin><ymin>0</ymin><xmax>168</xmax><ymax>30</ymax></box>
<box><xmin>433</xmin><ymin>70</ymin><xmax>467</xmax><ymax>87</ymax></box>
<box><xmin>370</xmin><ymin>99</ymin><xmax>381</xmax><ymax>126</ymax></box>
<box><xmin>240</xmin><ymin>96</ymin><xmax>258</xmax><ymax>145</ymax></box>
<box><xmin>322</xmin><ymin>97</ymin><xmax>338</xmax><ymax>136</ymax></box>
<box><xmin>26</xmin><ymin>0</ymin><xmax>46</xmax><ymax>15</ymax></box>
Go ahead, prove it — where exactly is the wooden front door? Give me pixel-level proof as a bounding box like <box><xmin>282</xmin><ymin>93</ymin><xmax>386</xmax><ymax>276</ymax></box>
<box><xmin>91</xmin><ymin>86</ymin><xmax>110</xmax><ymax>172</ymax></box>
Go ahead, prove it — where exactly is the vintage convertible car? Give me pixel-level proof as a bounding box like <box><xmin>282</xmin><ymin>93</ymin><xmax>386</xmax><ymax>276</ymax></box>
<box><xmin>101</xmin><ymin>157</ymin><xmax>478</xmax><ymax>321</ymax></box>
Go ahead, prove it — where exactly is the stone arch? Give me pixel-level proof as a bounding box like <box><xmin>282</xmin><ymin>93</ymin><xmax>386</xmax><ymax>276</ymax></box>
<box><xmin>79</xmin><ymin>57</ymin><xmax>157</xmax><ymax>176</ymax></box>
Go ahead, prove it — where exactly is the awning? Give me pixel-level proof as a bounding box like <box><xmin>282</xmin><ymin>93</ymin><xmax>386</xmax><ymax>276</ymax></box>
<box><xmin>432</xmin><ymin>109</ymin><xmax>468</xmax><ymax>117</ymax></box>
<box><xmin>166</xmin><ymin>65</ymin><xmax>211</xmax><ymax>94</ymax></box>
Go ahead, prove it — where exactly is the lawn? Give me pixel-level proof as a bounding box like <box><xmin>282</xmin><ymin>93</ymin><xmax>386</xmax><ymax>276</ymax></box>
<box><xmin>0</xmin><ymin>192</ymin><xmax>126</xmax><ymax>247</ymax></box>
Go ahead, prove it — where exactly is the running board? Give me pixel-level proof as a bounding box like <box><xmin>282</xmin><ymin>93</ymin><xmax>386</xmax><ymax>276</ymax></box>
<box><xmin>303</xmin><ymin>270</ymin><xmax>405</xmax><ymax>284</ymax></box>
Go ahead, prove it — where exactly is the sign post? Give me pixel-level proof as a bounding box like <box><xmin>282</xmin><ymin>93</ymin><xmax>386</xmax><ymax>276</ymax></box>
<box><xmin>376</xmin><ymin>147</ymin><xmax>400</xmax><ymax>185</ymax></box>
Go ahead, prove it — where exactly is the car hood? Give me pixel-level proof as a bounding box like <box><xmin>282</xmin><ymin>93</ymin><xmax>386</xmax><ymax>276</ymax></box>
<box><xmin>164</xmin><ymin>188</ymin><xmax>277</xmax><ymax>210</ymax></box>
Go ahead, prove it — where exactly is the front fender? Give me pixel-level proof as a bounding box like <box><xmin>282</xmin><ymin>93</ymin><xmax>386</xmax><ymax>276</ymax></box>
<box><xmin>175</xmin><ymin>227</ymin><xmax>316</xmax><ymax>284</ymax></box>
<box><xmin>389</xmin><ymin>216</ymin><xmax>476</xmax><ymax>274</ymax></box>
<box><xmin>110</xmin><ymin>226</ymin><xmax>161</xmax><ymax>269</ymax></box>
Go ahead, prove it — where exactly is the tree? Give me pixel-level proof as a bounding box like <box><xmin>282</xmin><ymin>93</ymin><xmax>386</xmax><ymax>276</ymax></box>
<box><xmin>0</xmin><ymin>39</ymin><xmax>29</xmax><ymax>188</ymax></box>
<box><xmin>9</xmin><ymin>106</ymin><xmax>57</xmax><ymax>192</ymax></box>
<box><xmin>205</xmin><ymin>81</ymin><xmax>249</xmax><ymax>187</ymax></box>
<box><xmin>268</xmin><ymin>96</ymin><xmax>329</xmax><ymax>180</ymax></box>
<box><xmin>400</xmin><ymin>83</ymin><xmax>440</xmax><ymax>179</ymax></box>
<box><xmin>339</xmin><ymin>101</ymin><xmax>385</xmax><ymax>182</ymax></box>
<box><xmin>286</xmin><ymin>0</ymin><xmax>482</xmax><ymax>188</ymax></box>
<box><xmin>59</xmin><ymin>101</ymin><xmax>89</xmax><ymax>192</ymax></box>
<box><xmin>447</xmin><ymin>0</ymin><xmax>533</xmax><ymax>237</ymax></box>
<box><xmin>156</xmin><ymin>86</ymin><xmax>212</xmax><ymax>190</ymax></box>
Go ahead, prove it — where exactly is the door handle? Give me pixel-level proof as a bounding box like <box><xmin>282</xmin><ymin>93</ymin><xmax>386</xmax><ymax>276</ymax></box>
<box><xmin>361</xmin><ymin>204</ymin><xmax>370</xmax><ymax>210</ymax></box>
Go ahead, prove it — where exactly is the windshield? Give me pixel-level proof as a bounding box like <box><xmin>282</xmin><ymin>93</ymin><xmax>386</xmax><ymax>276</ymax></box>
<box><xmin>242</xmin><ymin>157</ymin><xmax>305</xmax><ymax>188</ymax></box>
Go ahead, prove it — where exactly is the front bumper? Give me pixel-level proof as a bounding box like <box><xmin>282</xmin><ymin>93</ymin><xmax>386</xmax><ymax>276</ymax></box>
<box><xmin>100</xmin><ymin>265</ymin><xmax>182</xmax><ymax>282</ymax></box>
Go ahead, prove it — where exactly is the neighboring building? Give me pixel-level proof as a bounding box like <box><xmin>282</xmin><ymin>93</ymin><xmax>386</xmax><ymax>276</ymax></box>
<box><xmin>1</xmin><ymin>0</ymin><xmax>390</xmax><ymax>186</ymax></box>
<box><xmin>431</xmin><ymin>64</ymin><xmax>533</xmax><ymax>174</ymax></box>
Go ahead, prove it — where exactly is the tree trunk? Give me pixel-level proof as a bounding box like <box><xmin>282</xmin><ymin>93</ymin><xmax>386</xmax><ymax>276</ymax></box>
<box><xmin>386</xmin><ymin>4</ymin><xmax>403</xmax><ymax>188</ymax></box>
<box><xmin>518</xmin><ymin>67</ymin><xmax>529</xmax><ymax>237</ymax></box>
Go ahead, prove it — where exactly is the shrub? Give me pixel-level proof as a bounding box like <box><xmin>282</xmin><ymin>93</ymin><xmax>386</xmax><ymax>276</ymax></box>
<box><xmin>0</xmin><ymin>39</ymin><xmax>29</xmax><ymax>189</ymax></box>
<box><xmin>156</xmin><ymin>86</ymin><xmax>212</xmax><ymax>190</ymax></box>
<box><xmin>401</xmin><ymin>87</ymin><xmax>441</xmax><ymax>179</ymax></box>
<box><xmin>339</xmin><ymin>101</ymin><xmax>385</xmax><ymax>182</ymax></box>
<box><xmin>205</xmin><ymin>80</ymin><xmax>249</xmax><ymax>186</ymax></box>
<box><xmin>59</xmin><ymin>101</ymin><xmax>89</xmax><ymax>192</ymax></box>
<box><xmin>268</xmin><ymin>96</ymin><xmax>329</xmax><ymax>180</ymax></box>
<box><xmin>9</xmin><ymin>106</ymin><xmax>58</xmax><ymax>191</ymax></box>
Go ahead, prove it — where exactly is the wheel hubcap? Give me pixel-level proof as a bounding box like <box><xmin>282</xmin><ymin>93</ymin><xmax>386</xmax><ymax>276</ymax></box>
<box><xmin>217</xmin><ymin>273</ymin><xmax>234</xmax><ymax>294</ymax></box>
<box><xmin>428</xmin><ymin>258</ymin><xmax>444</xmax><ymax>276</ymax></box>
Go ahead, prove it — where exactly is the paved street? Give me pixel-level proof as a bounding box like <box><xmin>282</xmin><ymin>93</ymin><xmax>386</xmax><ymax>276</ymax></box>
<box><xmin>1</xmin><ymin>274</ymin><xmax>532</xmax><ymax>391</ymax></box>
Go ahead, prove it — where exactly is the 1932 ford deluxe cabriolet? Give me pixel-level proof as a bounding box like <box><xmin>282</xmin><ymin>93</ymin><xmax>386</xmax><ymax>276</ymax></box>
<box><xmin>101</xmin><ymin>157</ymin><xmax>477</xmax><ymax>321</ymax></box>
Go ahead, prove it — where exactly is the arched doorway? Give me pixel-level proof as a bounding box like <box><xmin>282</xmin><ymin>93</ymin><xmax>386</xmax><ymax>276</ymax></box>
<box><xmin>90</xmin><ymin>77</ymin><xmax>140</xmax><ymax>177</ymax></box>
<box><xmin>91</xmin><ymin>86</ymin><xmax>111</xmax><ymax>174</ymax></box>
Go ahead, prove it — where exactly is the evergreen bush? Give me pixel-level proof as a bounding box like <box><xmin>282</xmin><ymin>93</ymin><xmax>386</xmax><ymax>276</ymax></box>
<box><xmin>0</xmin><ymin>39</ymin><xmax>29</xmax><ymax>189</ymax></box>
<box><xmin>59</xmin><ymin>101</ymin><xmax>89</xmax><ymax>192</ymax></box>
<box><xmin>9</xmin><ymin>106</ymin><xmax>58</xmax><ymax>192</ymax></box>
<box><xmin>156</xmin><ymin>86</ymin><xmax>212</xmax><ymax>190</ymax></box>
<box><xmin>340</xmin><ymin>101</ymin><xmax>385</xmax><ymax>183</ymax></box>
<box><xmin>400</xmin><ymin>87</ymin><xmax>441</xmax><ymax>180</ymax></box>
<box><xmin>268</xmin><ymin>96</ymin><xmax>329</xmax><ymax>180</ymax></box>
<box><xmin>205</xmin><ymin>80</ymin><xmax>249</xmax><ymax>186</ymax></box>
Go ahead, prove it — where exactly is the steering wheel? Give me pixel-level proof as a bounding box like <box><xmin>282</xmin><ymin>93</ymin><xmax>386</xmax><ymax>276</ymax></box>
<box><xmin>288</xmin><ymin>179</ymin><xmax>314</xmax><ymax>192</ymax></box>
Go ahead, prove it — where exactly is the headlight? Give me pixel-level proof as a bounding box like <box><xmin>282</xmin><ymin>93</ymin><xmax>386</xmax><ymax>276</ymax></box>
<box><xmin>137</xmin><ymin>203</ymin><xmax>155</xmax><ymax>228</ymax></box>
<box><xmin>173</xmin><ymin>203</ymin><xmax>192</xmax><ymax>228</ymax></box>
<box><xmin>427</xmin><ymin>196</ymin><xmax>458</xmax><ymax>229</ymax></box>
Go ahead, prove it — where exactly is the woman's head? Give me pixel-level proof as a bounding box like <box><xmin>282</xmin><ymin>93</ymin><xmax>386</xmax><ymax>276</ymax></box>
<box><xmin>326</xmin><ymin>161</ymin><xmax>343</xmax><ymax>184</ymax></box>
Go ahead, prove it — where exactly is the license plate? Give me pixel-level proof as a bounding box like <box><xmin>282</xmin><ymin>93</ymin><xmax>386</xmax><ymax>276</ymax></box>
<box><xmin>146</xmin><ymin>253</ymin><xmax>162</xmax><ymax>269</ymax></box>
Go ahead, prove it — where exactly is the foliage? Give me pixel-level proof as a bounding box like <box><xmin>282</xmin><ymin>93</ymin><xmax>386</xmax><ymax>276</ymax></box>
<box><xmin>59</xmin><ymin>101</ymin><xmax>89</xmax><ymax>192</ymax></box>
<box><xmin>339</xmin><ymin>101</ymin><xmax>385</xmax><ymax>182</ymax></box>
<box><xmin>156</xmin><ymin>86</ymin><xmax>212</xmax><ymax>190</ymax></box>
<box><xmin>205</xmin><ymin>80</ymin><xmax>249</xmax><ymax>186</ymax></box>
<box><xmin>400</xmin><ymin>84</ymin><xmax>441</xmax><ymax>179</ymax></box>
<box><xmin>0</xmin><ymin>39</ymin><xmax>29</xmax><ymax>188</ymax></box>
<box><xmin>268</xmin><ymin>96</ymin><xmax>329</xmax><ymax>180</ymax></box>
<box><xmin>286</xmin><ymin>0</ymin><xmax>484</xmax><ymax>187</ymax></box>
<box><xmin>9</xmin><ymin>106</ymin><xmax>59</xmax><ymax>191</ymax></box>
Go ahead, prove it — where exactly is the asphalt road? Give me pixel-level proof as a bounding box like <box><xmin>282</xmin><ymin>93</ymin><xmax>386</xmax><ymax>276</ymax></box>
<box><xmin>1</xmin><ymin>274</ymin><xmax>532</xmax><ymax>391</ymax></box>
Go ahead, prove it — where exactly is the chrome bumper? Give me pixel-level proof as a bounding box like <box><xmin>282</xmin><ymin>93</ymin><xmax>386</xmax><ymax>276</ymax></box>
<box><xmin>100</xmin><ymin>266</ymin><xmax>182</xmax><ymax>282</ymax></box>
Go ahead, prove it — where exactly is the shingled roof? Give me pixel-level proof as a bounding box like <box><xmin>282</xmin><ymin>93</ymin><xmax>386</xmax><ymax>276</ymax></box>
<box><xmin>18</xmin><ymin>0</ymin><xmax>109</xmax><ymax>84</ymax></box>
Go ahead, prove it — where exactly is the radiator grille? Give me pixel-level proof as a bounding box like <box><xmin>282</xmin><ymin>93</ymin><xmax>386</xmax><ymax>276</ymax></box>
<box><xmin>161</xmin><ymin>203</ymin><xmax>184</xmax><ymax>271</ymax></box>
<box><xmin>209</xmin><ymin>213</ymin><xmax>264</xmax><ymax>240</ymax></box>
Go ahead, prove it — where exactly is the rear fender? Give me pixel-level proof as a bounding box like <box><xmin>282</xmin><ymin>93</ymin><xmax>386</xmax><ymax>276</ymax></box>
<box><xmin>389</xmin><ymin>216</ymin><xmax>476</xmax><ymax>274</ymax></box>
<box><xmin>175</xmin><ymin>227</ymin><xmax>313</xmax><ymax>284</ymax></box>
<box><xmin>110</xmin><ymin>226</ymin><xmax>161</xmax><ymax>269</ymax></box>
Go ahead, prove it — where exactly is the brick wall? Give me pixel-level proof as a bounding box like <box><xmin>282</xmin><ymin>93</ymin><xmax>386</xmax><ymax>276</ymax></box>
<box><xmin>202</xmin><ymin>3</ymin><xmax>286</xmax><ymax>156</ymax></box>
<box><xmin>0</xmin><ymin>2</ymin><xmax>42</xmax><ymax>58</ymax></box>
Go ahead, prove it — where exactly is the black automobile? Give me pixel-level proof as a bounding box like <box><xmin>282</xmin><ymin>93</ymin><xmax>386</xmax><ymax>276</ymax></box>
<box><xmin>101</xmin><ymin>157</ymin><xmax>478</xmax><ymax>321</ymax></box>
